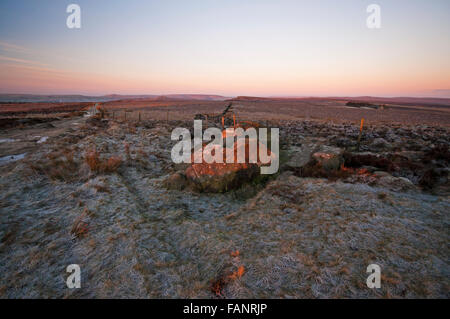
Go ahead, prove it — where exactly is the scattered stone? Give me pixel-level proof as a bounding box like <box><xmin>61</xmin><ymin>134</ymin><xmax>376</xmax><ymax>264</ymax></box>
<box><xmin>370</xmin><ymin>137</ymin><xmax>389</xmax><ymax>149</ymax></box>
<box><xmin>335</xmin><ymin>137</ymin><xmax>356</xmax><ymax>147</ymax></box>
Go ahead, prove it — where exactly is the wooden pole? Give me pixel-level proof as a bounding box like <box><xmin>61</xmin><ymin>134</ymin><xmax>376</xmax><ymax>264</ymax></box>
<box><xmin>357</xmin><ymin>118</ymin><xmax>364</xmax><ymax>150</ymax></box>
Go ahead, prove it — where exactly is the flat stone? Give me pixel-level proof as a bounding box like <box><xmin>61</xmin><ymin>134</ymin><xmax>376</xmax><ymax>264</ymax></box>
<box><xmin>284</xmin><ymin>145</ymin><xmax>315</xmax><ymax>169</ymax></box>
<box><xmin>312</xmin><ymin>145</ymin><xmax>344</xmax><ymax>170</ymax></box>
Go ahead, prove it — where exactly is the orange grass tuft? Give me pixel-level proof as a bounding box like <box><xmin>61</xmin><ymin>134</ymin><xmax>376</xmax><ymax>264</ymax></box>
<box><xmin>230</xmin><ymin>250</ymin><xmax>240</xmax><ymax>257</ymax></box>
<box><xmin>85</xmin><ymin>148</ymin><xmax>122</xmax><ymax>173</ymax></box>
<box><xmin>228</xmin><ymin>266</ymin><xmax>245</xmax><ymax>280</ymax></box>
<box><xmin>85</xmin><ymin>149</ymin><xmax>101</xmax><ymax>171</ymax></box>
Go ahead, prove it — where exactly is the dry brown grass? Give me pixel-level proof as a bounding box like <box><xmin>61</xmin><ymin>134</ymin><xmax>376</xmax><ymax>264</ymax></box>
<box><xmin>93</xmin><ymin>184</ymin><xmax>111</xmax><ymax>193</ymax></box>
<box><xmin>28</xmin><ymin>147</ymin><xmax>122</xmax><ymax>181</ymax></box>
<box><xmin>85</xmin><ymin>148</ymin><xmax>122</xmax><ymax>173</ymax></box>
<box><xmin>123</xmin><ymin>143</ymin><xmax>131</xmax><ymax>160</ymax></box>
<box><xmin>70</xmin><ymin>208</ymin><xmax>89</xmax><ymax>239</ymax></box>
<box><xmin>26</xmin><ymin>149</ymin><xmax>80</xmax><ymax>182</ymax></box>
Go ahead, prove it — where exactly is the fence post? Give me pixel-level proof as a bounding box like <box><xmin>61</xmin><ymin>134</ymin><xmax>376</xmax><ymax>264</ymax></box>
<box><xmin>357</xmin><ymin>118</ymin><xmax>364</xmax><ymax>150</ymax></box>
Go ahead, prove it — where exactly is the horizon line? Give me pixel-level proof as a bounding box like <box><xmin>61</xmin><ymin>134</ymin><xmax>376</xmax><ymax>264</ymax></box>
<box><xmin>1</xmin><ymin>92</ymin><xmax>450</xmax><ymax>100</ymax></box>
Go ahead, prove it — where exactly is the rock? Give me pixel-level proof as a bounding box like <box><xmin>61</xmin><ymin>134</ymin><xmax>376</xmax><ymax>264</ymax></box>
<box><xmin>395</xmin><ymin>151</ymin><xmax>423</xmax><ymax>162</ymax></box>
<box><xmin>377</xmin><ymin>175</ymin><xmax>417</xmax><ymax>192</ymax></box>
<box><xmin>385</xmin><ymin>132</ymin><xmax>401</xmax><ymax>144</ymax></box>
<box><xmin>343</xmin><ymin>152</ymin><xmax>395</xmax><ymax>172</ymax></box>
<box><xmin>186</xmin><ymin>162</ymin><xmax>259</xmax><ymax>193</ymax></box>
<box><xmin>373</xmin><ymin>171</ymin><xmax>390</xmax><ymax>177</ymax></box>
<box><xmin>184</xmin><ymin>138</ymin><xmax>274</xmax><ymax>193</ymax></box>
<box><xmin>284</xmin><ymin>145</ymin><xmax>315</xmax><ymax>169</ymax></box>
<box><xmin>360</xmin><ymin>165</ymin><xmax>378</xmax><ymax>173</ymax></box>
<box><xmin>335</xmin><ymin>137</ymin><xmax>356</xmax><ymax>147</ymax></box>
<box><xmin>312</xmin><ymin>145</ymin><xmax>344</xmax><ymax>170</ymax></box>
<box><xmin>163</xmin><ymin>171</ymin><xmax>188</xmax><ymax>190</ymax></box>
<box><xmin>370</xmin><ymin>138</ymin><xmax>389</xmax><ymax>149</ymax></box>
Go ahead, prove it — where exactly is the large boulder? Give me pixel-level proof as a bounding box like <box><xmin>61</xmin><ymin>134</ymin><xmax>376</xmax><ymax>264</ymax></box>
<box><xmin>311</xmin><ymin>145</ymin><xmax>344</xmax><ymax>170</ymax></box>
<box><xmin>186</xmin><ymin>162</ymin><xmax>259</xmax><ymax>192</ymax></box>
<box><xmin>184</xmin><ymin>137</ymin><xmax>275</xmax><ymax>193</ymax></box>
<box><xmin>284</xmin><ymin>144</ymin><xmax>316</xmax><ymax>170</ymax></box>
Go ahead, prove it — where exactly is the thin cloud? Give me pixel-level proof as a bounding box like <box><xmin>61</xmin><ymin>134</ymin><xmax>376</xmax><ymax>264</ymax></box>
<box><xmin>1</xmin><ymin>63</ymin><xmax>63</xmax><ymax>73</ymax></box>
<box><xmin>0</xmin><ymin>39</ymin><xmax>82</xmax><ymax>65</ymax></box>
<box><xmin>0</xmin><ymin>41</ymin><xmax>29</xmax><ymax>54</ymax></box>
<box><xmin>432</xmin><ymin>89</ymin><xmax>450</xmax><ymax>93</ymax></box>
<box><xmin>0</xmin><ymin>55</ymin><xmax>49</xmax><ymax>67</ymax></box>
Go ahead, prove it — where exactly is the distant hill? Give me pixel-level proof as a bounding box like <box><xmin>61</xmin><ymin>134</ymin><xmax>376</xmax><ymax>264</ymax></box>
<box><xmin>230</xmin><ymin>96</ymin><xmax>450</xmax><ymax>107</ymax></box>
<box><xmin>2</xmin><ymin>94</ymin><xmax>448</xmax><ymax>108</ymax></box>
<box><xmin>164</xmin><ymin>94</ymin><xmax>228</xmax><ymax>101</ymax></box>
<box><xmin>0</xmin><ymin>94</ymin><xmax>228</xmax><ymax>103</ymax></box>
<box><xmin>335</xmin><ymin>96</ymin><xmax>450</xmax><ymax>107</ymax></box>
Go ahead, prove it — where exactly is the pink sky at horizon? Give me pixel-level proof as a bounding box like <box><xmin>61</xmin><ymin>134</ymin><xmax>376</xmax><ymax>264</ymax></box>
<box><xmin>1</xmin><ymin>1</ymin><xmax>449</xmax><ymax>98</ymax></box>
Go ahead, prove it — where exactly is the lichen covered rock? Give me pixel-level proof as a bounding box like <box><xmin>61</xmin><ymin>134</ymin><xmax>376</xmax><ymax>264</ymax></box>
<box><xmin>186</xmin><ymin>162</ymin><xmax>259</xmax><ymax>192</ymax></box>
<box><xmin>185</xmin><ymin>138</ymin><xmax>274</xmax><ymax>193</ymax></box>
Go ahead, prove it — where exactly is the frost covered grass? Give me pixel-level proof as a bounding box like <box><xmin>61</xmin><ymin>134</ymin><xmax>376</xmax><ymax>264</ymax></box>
<box><xmin>0</xmin><ymin>111</ymin><xmax>448</xmax><ymax>298</ymax></box>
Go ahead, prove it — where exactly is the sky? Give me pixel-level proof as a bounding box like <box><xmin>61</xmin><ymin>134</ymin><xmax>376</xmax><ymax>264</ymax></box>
<box><xmin>0</xmin><ymin>0</ymin><xmax>449</xmax><ymax>97</ymax></box>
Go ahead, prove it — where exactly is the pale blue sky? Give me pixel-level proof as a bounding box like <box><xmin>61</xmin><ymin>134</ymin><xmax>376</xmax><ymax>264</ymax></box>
<box><xmin>0</xmin><ymin>0</ymin><xmax>449</xmax><ymax>96</ymax></box>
